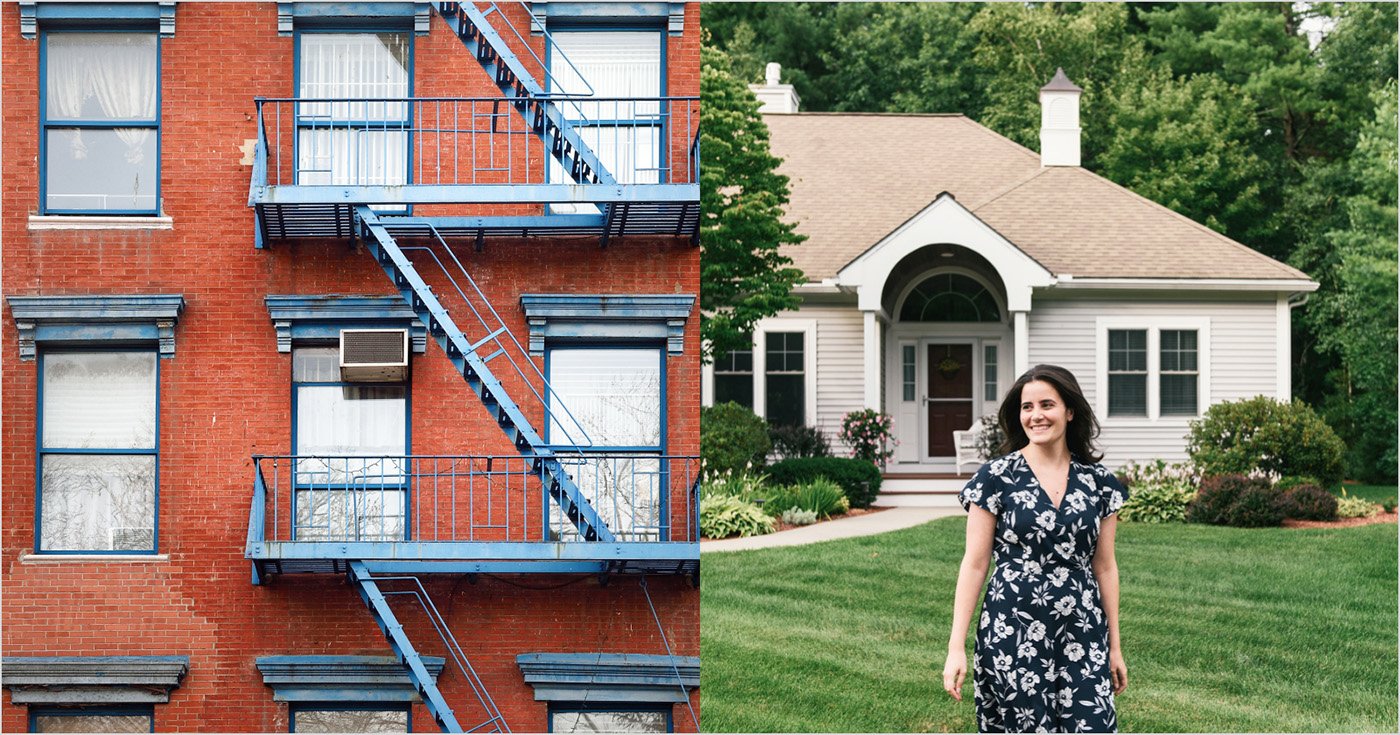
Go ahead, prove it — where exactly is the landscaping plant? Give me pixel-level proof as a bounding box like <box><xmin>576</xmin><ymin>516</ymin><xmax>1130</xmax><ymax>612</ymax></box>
<box><xmin>779</xmin><ymin>507</ymin><xmax>819</xmax><ymax>526</ymax></box>
<box><xmin>1224</xmin><ymin>483</ymin><xmax>1289</xmax><ymax>528</ymax></box>
<box><xmin>700</xmin><ymin>470</ymin><xmax>769</xmax><ymax>502</ymax></box>
<box><xmin>1187</xmin><ymin>474</ymin><xmax>1267</xmax><ymax>525</ymax></box>
<box><xmin>766</xmin><ymin>456</ymin><xmax>882</xmax><ymax>508</ymax></box>
<box><xmin>974</xmin><ymin>413</ymin><xmax>1006</xmax><ymax>462</ymax></box>
<box><xmin>769</xmin><ymin>423</ymin><xmax>831</xmax><ymax>460</ymax></box>
<box><xmin>1278</xmin><ymin>484</ymin><xmax>1339</xmax><ymax>521</ymax></box>
<box><xmin>701</xmin><ymin>402</ymin><xmax>772</xmax><ymax>476</ymax></box>
<box><xmin>1336</xmin><ymin>490</ymin><xmax>1384</xmax><ymax>519</ymax></box>
<box><xmin>1116</xmin><ymin>460</ymin><xmax>1198</xmax><ymax>523</ymax></box>
<box><xmin>1187</xmin><ymin>396</ymin><xmax>1346</xmax><ymax>489</ymax></box>
<box><xmin>700</xmin><ymin>493</ymin><xmax>776</xmax><ymax>539</ymax></box>
<box><xmin>839</xmin><ymin>408</ymin><xmax>896</xmax><ymax>466</ymax></box>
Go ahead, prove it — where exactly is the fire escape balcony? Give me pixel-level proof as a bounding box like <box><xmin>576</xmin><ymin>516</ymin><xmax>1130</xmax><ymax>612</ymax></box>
<box><xmin>247</xmin><ymin>96</ymin><xmax>700</xmax><ymax>248</ymax></box>
<box><xmin>244</xmin><ymin>453</ymin><xmax>701</xmax><ymax>581</ymax></box>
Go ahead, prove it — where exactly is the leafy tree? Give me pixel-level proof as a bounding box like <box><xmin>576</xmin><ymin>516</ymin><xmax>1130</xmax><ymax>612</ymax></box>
<box><xmin>699</xmin><ymin>43</ymin><xmax>805</xmax><ymax>361</ymax></box>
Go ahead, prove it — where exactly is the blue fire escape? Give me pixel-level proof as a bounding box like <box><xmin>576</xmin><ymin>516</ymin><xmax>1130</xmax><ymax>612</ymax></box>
<box><xmin>244</xmin><ymin>4</ymin><xmax>700</xmax><ymax>731</ymax></box>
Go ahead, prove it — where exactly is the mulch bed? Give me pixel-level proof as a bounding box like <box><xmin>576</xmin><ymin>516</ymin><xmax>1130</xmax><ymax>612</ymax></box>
<box><xmin>771</xmin><ymin>505</ymin><xmax>889</xmax><ymax>533</ymax></box>
<box><xmin>1282</xmin><ymin>511</ymin><xmax>1397</xmax><ymax>529</ymax></box>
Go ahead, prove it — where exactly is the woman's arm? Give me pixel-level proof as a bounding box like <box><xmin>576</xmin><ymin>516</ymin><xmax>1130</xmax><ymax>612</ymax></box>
<box><xmin>943</xmin><ymin>506</ymin><xmax>996</xmax><ymax>700</ymax></box>
<box><xmin>1092</xmin><ymin>514</ymin><xmax>1128</xmax><ymax>694</ymax></box>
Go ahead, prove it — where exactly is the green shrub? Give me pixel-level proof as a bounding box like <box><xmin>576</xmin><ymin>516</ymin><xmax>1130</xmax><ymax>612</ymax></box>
<box><xmin>701</xmin><ymin>470</ymin><xmax>768</xmax><ymax>501</ymax></box>
<box><xmin>1336</xmin><ymin>493</ymin><xmax>1383</xmax><ymax>519</ymax></box>
<box><xmin>1224</xmin><ymin>484</ymin><xmax>1289</xmax><ymax>527</ymax></box>
<box><xmin>760</xmin><ymin>478</ymin><xmax>847</xmax><ymax>519</ymax></box>
<box><xmin>701</xmin><ymin>402</ymin><xmax>772</xmax><ymax>476</ymax></box>
<box><xmin>1276</xmin><ymin>475</ymin><xmax>1324</xmax><ymax>493</ymax></box>
<box><xmin>1187</xmin><ymin>396</ymin><xmax>1346</xmax><ymax>489</ymax></box>
<box><xmin>1278</xmin><ymin>484</ymin><xmax>1339</xmax><ymax>521</ymax></box>
<box><xmin>700</xmin><ymin>494</ymin><xmax>775</xmax><ymax>539</ymax></box>
<box><xmin>1384</xmin><ymin>498</ymin><xmax>1397</xmax><ymax>514</ymax></box>
<box><xmin>766</xmin><ymin>457</ymin><xmax>882</xmax><ymax>509</ymax></box>
<box><xmin>839</xmin><ymin>409</ymin><xmax>895</xmax><ymax>465</ymax></box>
<box><xmin>1188</xmin><ymin>474</ymin><xmax>1265</xmax><ymax>525</ymax></box>
<box><xmin>769</xmin><ymin>424</ymin><xmax>831</xmax><ymax>460</ymax></box>
<box><xmin>1116</xmin><ymin>460</ymin><xmax>1197</xmax><ymax>523</ymax></box>
<box><xmin>780</xmin><ymin>507</ymin><xmax>818</xmax><ymax>526</ymax></box>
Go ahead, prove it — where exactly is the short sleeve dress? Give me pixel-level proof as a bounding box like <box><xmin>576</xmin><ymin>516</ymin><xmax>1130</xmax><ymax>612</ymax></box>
<box><xmin>958</xmin><ymin>451</ymin><xmax>1129</xmax><ymax>733</ymax></box>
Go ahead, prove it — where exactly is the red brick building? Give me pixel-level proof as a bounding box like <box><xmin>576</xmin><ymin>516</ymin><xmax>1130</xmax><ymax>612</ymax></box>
<box><xmin>2</xmin><ymin>2</ymin><xmax>700</xmax><ymax>732</ymax></box>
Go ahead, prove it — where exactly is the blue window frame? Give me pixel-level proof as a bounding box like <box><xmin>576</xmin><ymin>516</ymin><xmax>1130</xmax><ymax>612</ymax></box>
<box><xmin>29</xmin><ymin>705</ymin><xmax>155</xmax><ymax>733</ymax></box>
<box><xmin>289</xmin><ymin>703</ymin><xmax>411</xmax><ymax>733</ymax></box>
<box><xmin>545</xmin><ymin>24</ymin><xmax>666</xmax><ymax>190</ymax></box>
<box><xmin>293</xmin><ymin>28</ymin><xmax>413</xmax><ymax>213</ymax></box>
<box><xmin>544</xmin><ymin>344</ymin><xmax>666</xmax><ymax>541</ymax></box>
<box><xmin>36</xmin><ymin>349</ymin><xmax>159</xmax><ymax>554</ymax></box>
<box><xmin>290</xmin><ymin>346</ymin><xmax>410</xmax><ymax>542</ymax></box>
<box><xmin>39</xmin><ymin>31</ymin><xmax>161</xmax><ymax>214</ymax></box>
<box><xmin>548</xmin><ymin>703</ymin><xmax>671</xmax><ymax>733</ymax></box>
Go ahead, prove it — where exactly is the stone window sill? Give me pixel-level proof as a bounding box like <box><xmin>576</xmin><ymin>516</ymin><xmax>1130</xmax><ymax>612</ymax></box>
<box><xmin>29</xmin><ymin>215</ymin><xmax>173</xmax><ymax>231</ymax></box>
<box><xmin>21</xmin><ymin>554</ymin><xmax>170</xmax><ymax>564</ymax></box>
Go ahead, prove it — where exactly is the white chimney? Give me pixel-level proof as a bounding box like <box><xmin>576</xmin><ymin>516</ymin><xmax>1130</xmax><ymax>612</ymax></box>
<box><xmin>1039</xmin><ymin>68</ymin><xmax>1082</xmax><ymax>167</ymax></box>
<box><xmin>748</xmin><ymin>62</ymin><xmax>801</xmax><ymax>114</ymax></box>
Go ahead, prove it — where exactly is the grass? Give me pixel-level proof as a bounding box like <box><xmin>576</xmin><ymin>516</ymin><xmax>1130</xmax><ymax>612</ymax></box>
<box><xmin>700</xmin><ymin>518</ymin><xmax>1398</xmax><ymax>732</ymax></box>
<box><xmin>1338</xmin><ymin>484</ymin><xmax>1397</xmax><ymax>505</ymax></box>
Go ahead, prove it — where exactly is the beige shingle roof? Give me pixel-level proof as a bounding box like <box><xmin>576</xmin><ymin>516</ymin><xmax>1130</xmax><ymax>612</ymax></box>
<box><xmin>763</xmin><ymin>112</ymin><xmax>1311</xmax><ymax>283</ymax></box>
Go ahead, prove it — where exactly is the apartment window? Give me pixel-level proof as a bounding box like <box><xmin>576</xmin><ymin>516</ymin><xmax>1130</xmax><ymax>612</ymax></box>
<box><xmin>291</xmin><ymin>346</ymin><xmax>408</xmax><ymax>542</ymax></box>
<box><xmin>290</xmin><ymin>704</ymin><xmax>409</xmax><ymax>733</ymax></box>
<box><xmin>549</xmin><ymin>704</ymin><xmax>671</xmax><ymax>733</ymax></box>
<box><xmin>30</xmin><ymin>706</ymin><xmax>154</xmax><ymax>733</ymax></box>
<box><xmin>1160</xmin><ymin>330</ymin><xmax>1199</xmax><ymax>415</ymax></box>
<box><xmin>765</xmin><ymin>332</ymin><xmax>805</xmax><ymax>427</ymax></box>
<box><xmin>549</xmin><ymin>28</ymin><xmax>664</xmax><ymax>186</ymax></box>
<box><xmin>713</xmin><ymin>337</ymin><xmax>753</xmax><ymax>409</ymax></box>
<box><xmin>38</xmin><ymin>351</ymin><xmax>158</xmax><ymax>553</ymax></box>
<box><xmin>296</xmin><ymin>32</ymin><xmax>410</xmax><ymax>196</ymax></box>
<box><xmin>42</xmin><ymin>32</ymin><xmax>159</xmax><ymax>214</ymax></box>
<box><xmin>1107</xmin><ymin>329</ymin><xmax>1148</xmax><ymax>417</ymax></box>
<box><xmin>547</xmin><ymin>346</ymin><xmax>664</xmax><ymax>541</ymax></box>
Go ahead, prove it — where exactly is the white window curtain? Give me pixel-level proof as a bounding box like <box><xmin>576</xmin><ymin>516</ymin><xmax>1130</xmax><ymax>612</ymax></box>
<box><xmin>46</xmin><ymin>34</ymin><xmax>157</xmax><ymax>163</ymax></box>
<box><xmin>297</xmin><ymin>33</ymin><xmax>409</xmax><ymax>190</ymax></box>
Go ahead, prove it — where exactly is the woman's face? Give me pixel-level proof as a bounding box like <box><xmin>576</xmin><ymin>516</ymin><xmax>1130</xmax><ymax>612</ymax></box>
<box><xmin>1019</xmin><ymin>379</ymin><xmax>1073</xmax><ymax>450</ymax></box>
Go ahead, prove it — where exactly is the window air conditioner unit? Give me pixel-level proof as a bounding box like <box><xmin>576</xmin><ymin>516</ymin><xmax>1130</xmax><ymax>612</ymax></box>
<box><xmin>109</xmin><ymin>527</ymin><xmax>154</xmax><ymax>551</ymax></box>
<box><xmin>340</xmin><ymin>329</ymin><xmax>409</xmax><ymax>382</ymax></box>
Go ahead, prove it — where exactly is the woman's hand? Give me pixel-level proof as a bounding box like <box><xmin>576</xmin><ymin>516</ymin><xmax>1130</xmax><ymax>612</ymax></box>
<box><xmin>1110</xmin><ymin>649</ymin><xmax>1128</xmax><ymax>695</ymax></box>
<box><xmin>943</xmin><ymin>648</ymin><xmax>968</xmax><ymax>701</ymax></box>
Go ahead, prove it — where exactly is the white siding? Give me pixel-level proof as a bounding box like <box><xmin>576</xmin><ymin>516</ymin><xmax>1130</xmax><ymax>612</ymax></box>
<box><xmin>1028</xmin><ymin>294</ymin><xmax>1281</xmax><ymax>468</ymax></box>
<box><xmin>775</xmin><ymin>303</ymin><xmax>866</xmax><ymax>452</ymax></box>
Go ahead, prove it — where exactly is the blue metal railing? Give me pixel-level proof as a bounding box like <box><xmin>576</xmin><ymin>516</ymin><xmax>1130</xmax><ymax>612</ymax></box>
<box><xmin>252</xmin><ymin>96</ymin><xmax>699</xmax><ymax>189</ymax></box>
<box><xmin>250</xmin><ymin>454</ymin><xmax>701</xmax><ymax>546</ymax></box>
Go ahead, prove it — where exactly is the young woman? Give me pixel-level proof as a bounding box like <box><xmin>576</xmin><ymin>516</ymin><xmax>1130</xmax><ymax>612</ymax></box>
<box><xmin>942</xmin><ymin>364</ymin><xmax>1129</xmax><ymax>733</ymax></box>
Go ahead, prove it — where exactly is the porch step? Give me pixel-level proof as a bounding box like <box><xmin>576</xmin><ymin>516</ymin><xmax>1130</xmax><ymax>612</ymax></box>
<box><xmin>875</xmin><ymin>477</ymin><xmax>966</xmax><ymax>509</ymax></box>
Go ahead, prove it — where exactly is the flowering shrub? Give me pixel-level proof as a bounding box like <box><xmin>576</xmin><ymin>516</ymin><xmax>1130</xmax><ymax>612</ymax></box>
<box><xmin>840</xmin><ymin>409</ymin><xmax>895</xmax><ymax>466</ymax></box>
<box><xmin>1116</xmin><ymin>460</ymin><xmax>1198</xmax><ymax>523</ymax></box>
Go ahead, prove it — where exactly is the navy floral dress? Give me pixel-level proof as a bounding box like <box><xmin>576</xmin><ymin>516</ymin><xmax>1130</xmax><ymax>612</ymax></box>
<box><xmin>958</xmin><ymin>451</ymin><xmax>1129</xmax><ymax>733</ymax></box>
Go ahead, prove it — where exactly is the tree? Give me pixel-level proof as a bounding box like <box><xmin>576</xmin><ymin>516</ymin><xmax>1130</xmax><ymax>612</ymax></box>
<box><xmin>699</xmin><ymin>43</ymin><xmax>806</xmax><ymax>362</ymax></box>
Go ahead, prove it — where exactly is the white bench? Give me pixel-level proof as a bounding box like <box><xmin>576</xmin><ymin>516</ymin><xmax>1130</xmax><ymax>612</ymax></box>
<box><xmin>952</xmin><ymin>422</ymin><xmax>987</xmax><ymax>476</ymax></box>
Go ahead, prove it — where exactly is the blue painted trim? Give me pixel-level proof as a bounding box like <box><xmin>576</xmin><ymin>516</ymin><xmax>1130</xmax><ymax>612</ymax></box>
<box><xmin>381</xmin><ymin>214</ymin><xmax>606</xmax><ymax>230</ymax></box>
<box><xmin>521</xmin><ymin>294</ymin><xmax>692</xmax><ymax>355</ymax></box>
<box><xmin>254</xmin><ymin>182</ymin><xmax>697</xmax><ymax>205</ymax></box>
<box><xmin>34</xmin><ymin>348</ymin><xmax>160</xmax><ymax>555</ymax></box>
<box><xmin>8</xmin><ymin>294</ymin><xmax>185</xmax><ymax>360</ymax></box>
<box><xmin>289</xmin><ymin>702</ymin><xmax>414</xmax><ymax>732</ymax></box>
<box><xmin>29</xmin><ymin>705</ymin><xmax>155</xmax><ymax>732</ymax></box>
<box><xmin>360</xmin><ymin>560</ymin><xmax>610</xmax><ymax>574</ymax></box>
<box><xmin>277</xmin><ymin>2</ymin><xmax>431</xmax><ymax>35</ymax></box>
<box><xmin>258</xmin><ymin>655</ymin><xmax>442</xmax><ymax>707</ymax></box>
<box><xmin>266</xmin><ymin>295</ymin><xmax>426</xmax><ymax>353</ymax></box>
<box><xmin>519</xmin><ymin>652</ymin><xmax>698</xmax><ymax>707</ymax></box>
<box><xmin>249</xmin><ymin>540</ymin><xmax>699</xmax><ymax>562</ymax></box>
<box><xmin>532</xmin><ymin>1</ymin><xmax>683</xmax><ymax>35</ymax></box>
<box><xmin>38</xmin><ymin>29</ymin><xmax>162</xmax><ymax>214</ymax></box>
<box><xmin>3</xmin><ymin>656</ymin><xmax>188</xmax><ymax>706</ymax></box>
<box><xmin>20</xmin><ymin>1</ymin><xmax>176</xmax><ymax>38</ymax></box>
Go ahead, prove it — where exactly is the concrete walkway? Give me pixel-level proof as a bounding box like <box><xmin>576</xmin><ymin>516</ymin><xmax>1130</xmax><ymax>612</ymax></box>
<box><xmin>700</xmin><ymin>506</ymin><xmax>964</xmax><ymax>552</ymax></box>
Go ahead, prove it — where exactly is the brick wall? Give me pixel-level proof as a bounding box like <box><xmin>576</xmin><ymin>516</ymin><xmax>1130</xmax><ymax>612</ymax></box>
<box><xmin>2</xmin><ymin>3</ymin><xmax>699</xmax><ymax>731</ymax></box>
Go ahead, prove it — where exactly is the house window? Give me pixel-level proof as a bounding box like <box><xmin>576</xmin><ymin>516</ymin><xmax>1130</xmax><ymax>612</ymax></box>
<box><xmin>765</xmin><ymin>332</ymin><xmax>804</xmax><ymax>427</ymax></box>
<box><xmin>30</xmin><ymin>706</ymin><xmax>154</xmax><ymax>733</ymax></box>
<box><xmin>290</xmin><ymin>704</ymin><xmax>409</xmax><ymax>733</ymax></box>
<box><xmin>296</xmin><ymin>32</ymin><xmax>410</xmax><ymax>196</ymax></box>
<box><xmin>42</xmin><ymin>32</ymin><xmax>159</xmax><ymax>214</ymax></box>
<box><xmin>38</xmin><ymin>351</ymin><xmax>158</xmax><ymax>553</ymax></box>
<box><xmin>712</xmin><ymin>337</ymin><xmax>753</xmax><ymax>408</ymax></box>
<box><xmin>1160</xmin><ymin>330</ymin><xmax>1199</xmax><ymax>415</ymax></box>
<box><xmin>548</xmin><ymin>29</ymin><xmax>664</xmax><ymax>186</ymax></box>
<box><xmin>983</xmin><ymin>344</ymin><xmax>998</xmax><ymax>402</ymax></box>
<box><xmin>547</xmin><ymin>347</ymin><xmax>664</xmax><ymax>541</ymax></box>
<box><xmin>549</xmin><ymin>703</ymin><xmax>670</xmax><ymax>733</ymax></box>
<box><xmin>902</xmin><ymin>344</ymin><xmax>916</xmax><ymax>402</ymax></box>
<box><xmin>1107</xmin><ymin>329</ymin><xmax>1148</xmax><ymax>417</ymax></box>
<box><xmin>291</xmin><ymin>346</ymin><xmax>408</xmax><ymax>541</ymax></box>
<box><xmin>899</xmin><ymin>273</ymin><xmax>1000</xmax><ymax>322</ymax></box>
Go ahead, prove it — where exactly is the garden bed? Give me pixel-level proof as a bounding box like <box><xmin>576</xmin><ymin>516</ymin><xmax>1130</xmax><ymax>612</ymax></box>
<box><xmin>1282</xmin><ymin>511</ymin><xmax>1397</xmax><ymax>529</ymax></box>
<box><xmin>769</xmin><ymin>505</ymin><xmax>887</xmax><ymax>533</ymax></box>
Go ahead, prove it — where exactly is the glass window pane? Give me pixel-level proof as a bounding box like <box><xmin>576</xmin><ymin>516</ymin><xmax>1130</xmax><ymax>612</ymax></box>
<box><xmin>297</xmin><ymin>128</ymin><xmax>408</xmax><ymax>187</ymax></box>
<box><xmin>293</xmin><ymin>708</ymin><xmax>408</xmax><ymax>733</ymax></box>
<box><xmin>292</xmin><ymin>347</ymin><xmax>341</xmax><ymax>382</ymax></box>
<box><xmin>295</xmin><ymin>385</ymin><xmax>407</xmax><ymax>460</ymax></box>
<box><xmin>34</xmin><ymin>712</ymin><xmax>152</xmax><ymax>733</ymax></box>
<box><xmin>551</xmin><ymin>709</ymin><xmax>668</xmax><ymax>733</ymax></box>
<box><xmin>294</xmin><ymin>484</ymin><xmax>405</xmax><ymax>542</ymax></box>
<box><xmin>45</xmin><ymin>33</ymin><xmax>157</xmax><ymax>122</ymax></box>
<box><xmin>552</xmin><ymin>456</ymin><xmax>663</xmax><ymax>542</ymax></box>
<box><xmin>765</xmin><ymin>332</ymin><xmax>803</xmax><ymax>373</ymax></box>
<box><xmin>548</xmin><ymin>349</ymin><xmax>661</xmax><ymax>448</ymax></box>
<box><xmin>45</xmin><ymin>128</ymin><xmax>157</xmax><ymax>212</ymax></box>
<box><xmin>1161</xmin><ymin>374</ymin><xmax>1199</xmax><ymax>415</ymax></box>
<box><xmin>983</xmin><ymin>344</ymin><xmax>998</xmax><ymax>402</ymax></box>
<box><xmin>298</xmin><ymin>33</ymin><xmax>409</xmax><ymax>116</ymax></box>
<box><xmin>902</xmin><ymin>345</ymin><xmax>916</xmax><ymax>402</ymax></box>
<box><xmin>766</xmin><ymin>374</ymin><xmax>804</xmax><ymax>427</ymax></box>
<box><xmin>1108</xmin><ymin>374</ymin><xmax>1147</xmax><ymax>417</ymax></box>
<box><xmin>43</xmin><ymin>352</ymin><xmax>156</xmax><ymax>449</ymax></box>
<box><xmin>713</xmin><ymin>375</ymin><xmax>753</xmax><ymax>410</ymax></box>
<box><xmin>40</xmin><ymin>454</ymin><xmax>156</xmax><ymax>551</ymax></box>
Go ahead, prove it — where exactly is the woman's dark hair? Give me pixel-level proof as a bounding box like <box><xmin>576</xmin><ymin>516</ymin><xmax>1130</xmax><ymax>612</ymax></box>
<box><xmin>995</xmin><ymin>364</ymin><xmax>1102</xmax><ymax>462</ymax></box>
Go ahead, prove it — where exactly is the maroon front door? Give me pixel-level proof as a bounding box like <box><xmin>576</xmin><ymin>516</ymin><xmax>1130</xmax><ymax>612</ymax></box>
<box><xmin>927</xmin><ymin>343</ymin><xmax>974</xmax><ymax>457</ymax></box>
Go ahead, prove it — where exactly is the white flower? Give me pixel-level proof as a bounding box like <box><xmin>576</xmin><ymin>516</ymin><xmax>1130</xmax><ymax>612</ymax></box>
<box><xmin>1067</xmin><ymin>491</ymin><xmax>1088</xmax><ymax>512</ymax></box>
<box><xmin>1054</xmin><ymin>596</ymin><xmax>1076</xmax><ymax>616</ymax></box>
<box><xmin>1002</xmin><ymin>527</ymin><xmax>1020</xmax><ymax>544</ymax></box>
<box><xmin>1096</xmin><ymin>678</ymin><xmax>1112</xmax><ymax>697</ymax></box>
<box><xmin>1107</xmin><ymin>489</ymin><xmax>1125</xmax><ymax>513</ymax></box>
<box><xmin>1026</xmin><ymin>620</ymin><xmax>1047</xmax><ymax>641</ymax></box>
<box><xmin>993</xmin><ymin>653</ymin><xmax>1013</xmax><ymax>672</ymax></box>
<box><xmin>1012</xmin><ymin>490</ymin><xmax>1038</xmax><ymax>508</ymax></box>
<box><xmin>1023</xmin><ymin>560</ymin><xmax>1042</xmax><ymax>577</ymax></box>
<box><xmin>964</xmin><ymin>487</ymin><xmax>982</xmax><ymax>504</ymax></box>
<box><xmin>1020</xmin><ymin>671</ymin><xmax>1041</xmax><ymax>692</ymax></box>
<box><xmin>1054</xmin><ymin>540</ymin><xmax>1075</xmax><ymax>558</ymax></box>
<box><xmin>1082</xmin><ymin>589</ymin><xmax>1094</xmax><ymax>608</ymax></box>
<box><xmin>1090</xmin><ymin>642</ymin><xmax>1107</xmax><ymax>666</ymax></box>
<box><xmin>1037</xmin><ymin>511</ymin><xmax>1057</xmax><ymax>530</ymax></box>
<box><xmin>1018</xmin><ymin>640</ymin><xmax>1037</xmax><ymax>659</ymax></box>
<box><xmin>1057</xmin><ymin>688</ymin><xmax>1074</xmax><ymax>709</ymax></box>
<box><xmin>993</xmin><ymin>613</ymin><xmax>1013</xmax><ymax>641</ymax></box>
<box><xmin>1065</xmin><ymin>642</ymin><xmax>1085</xmax><ymax>662</ymax></box>
<box><xmin>980</xmin><ymin>610</ymin><xmax>990</xmax><ymax>629</ymax></box>
<box><xmin>1048</xmin><ymin>567</ymin><xmax>1069</xmax><ymax>587</ymax></box>
<box><xmin>1077</xmin><ymin>472</ymin><xmax>1098</xmax><ymax>492</ymax></box>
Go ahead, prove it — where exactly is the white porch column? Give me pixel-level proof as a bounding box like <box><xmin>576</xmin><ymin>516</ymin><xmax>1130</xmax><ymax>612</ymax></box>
<box><xmin>1276</xmin><ymin>295</ymin><xmax>1291</xmax><ymax>399</ymax></box>
<box><xmin>863</xmin><ymin>309</ymin><xmax>881</xmax><ymax>409</ymax></box>
<box><xmin>1013</xmin><ymin>310</ymin><xmax>1029</xmax><ymax>376</ymax></box>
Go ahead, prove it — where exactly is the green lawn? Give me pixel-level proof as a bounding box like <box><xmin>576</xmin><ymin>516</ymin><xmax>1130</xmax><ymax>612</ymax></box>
<box><xmin>700</xmin><ymin>519</ymin><xmax>1398</xmax><ymax>732</ymax></box>
<box><xmin>1339</xmin><ymin>484</ymin><xmax>1398</xmax><ymax>505</ymax></box>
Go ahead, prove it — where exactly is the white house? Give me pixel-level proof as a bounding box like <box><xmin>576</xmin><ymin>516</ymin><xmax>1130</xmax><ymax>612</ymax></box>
<box><xmin>702</xmin><ymin>68</ymin><xmax>1318</xmax><ymax>497</ymax></box>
